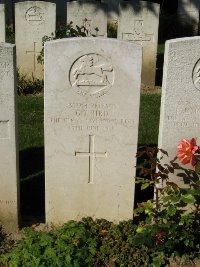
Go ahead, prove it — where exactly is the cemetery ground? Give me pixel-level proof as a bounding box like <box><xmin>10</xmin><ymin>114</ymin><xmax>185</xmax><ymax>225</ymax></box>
<box><xmin>2</xmin><ymin>45</ymin><xmax>200</xmax><ymax>266</ymax></box>
<box><xmin>1</xmin><ymin>91</ymin><xmax>200</xmax><ymax>266</ymax></box>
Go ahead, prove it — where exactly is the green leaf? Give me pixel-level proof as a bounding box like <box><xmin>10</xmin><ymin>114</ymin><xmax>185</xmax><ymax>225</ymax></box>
<box><xmin>141</xmin><ymin>183</ymin><xmax>150</xmax><ymax>190</ymax></box>
<box><xmin>153</xmin><ymin>257</ymin><xmax>161</xmax><ymax>267</ymax></box>
<box><xmin>167</xmin><ymin>205</ymin><xmax>177</xmax><ymax>216</ymax></box>
<box><xmin>181</xmin><ymin>194</ymin><xmax>195</xmax><ymax>204</ymax></box>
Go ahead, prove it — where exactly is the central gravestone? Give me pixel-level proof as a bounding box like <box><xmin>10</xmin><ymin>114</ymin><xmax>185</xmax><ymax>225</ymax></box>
<box><xmin>45</xmin><ymin>38</ymin><xmax>142</xmax><ymax>224</ymax></box>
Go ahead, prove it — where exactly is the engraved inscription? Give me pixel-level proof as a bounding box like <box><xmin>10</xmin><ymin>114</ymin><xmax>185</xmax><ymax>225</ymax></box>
<box><xmin>26</xmin><ymin>42</ymin><xmax>40</xmax><ymax>71</ymax></box>
<box><xmin>25</xmin><ymin>6</ymin><xmax>44</xmax><ymax>25</ymax></box>
<box><xmin>0</xmin><ymin>62</ymin><xmax>12</xmax><ymax>79</ymax></box>
<box><xmin>192</xmin><ymin>59</ymin><xmax>200</xmax><ymax>90</ymax></box>
<box><xmin>75</xmin><ymin>135</ymin><xmax>107</xmax><ymax>184</ymax></box>
<box><xmin>122</xmin><ymin>20</ymin><xmax>153</xmax><ymax>42</ymax></box>
<box><xmin>0</xmin><ymin>121</ymin><xmax>9</xmax><ymax>139</ymax></box>
<box><xmin>70</xmin><ymin>54</ymin><xmax>114</xmax><ymax>98</ymax></box>
<box><xmin>49</xmin><ymin>102</ymin><xmax>135</xmax><ymax>132</ymax></box>
<box><xmin>167</xmin><ymin>104</ymin><xmax>200</xmax><ymax>128</ymax></box>
<box><xmin>0</xmin><ymin>200</ymin><xmax>16</xmax><ymax>205</ymax></box>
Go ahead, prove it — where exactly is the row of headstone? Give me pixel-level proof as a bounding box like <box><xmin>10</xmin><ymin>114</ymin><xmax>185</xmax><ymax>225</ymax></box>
<box><xmin>0</xmin><ymin>3</ymin><xmax>5</xmax><ymax>42</ymax></box>
<box><xmin>14</xmin><ymin>1</ymin><xmax>159</xmax><ymax>86</ymax></box>
<box><xmin>1</xmin><ymin>35</ymin><xmax>200</xmax><ymax>232</ymax></box>
<box><xmin>0</xmin><ymin>37</ymin><xmax>142</xmax><ymax>232</ymax></box>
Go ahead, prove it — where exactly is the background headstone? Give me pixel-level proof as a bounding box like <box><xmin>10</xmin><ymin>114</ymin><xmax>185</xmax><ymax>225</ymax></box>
<box><xmin>45</xmin><ymin>37</ymin><xmax>142</xmax><ymax>224</ymax></box>
<box><xmin>102</xmin><ymin>0</ymin><xmax>121</xmax><ymax>23</ymax></box>
<box><xmin>67</xmin><ymin>1</ymin><xmax>107</xmax><ymax>37</ymax></box>
<box><xmin>178</xmin><ymin>0</ymin><xmax>200</xmax><ymax>35</ymax></box>
<box><xmin>118</xmin><ymin>1</ymin><xmax>160</xmax><ymax>87</ymax></box>
<box><xmin>0</xmin><ymin>43</ymin><xmax>19</xmax><ymax>232</ymax></box>
<box><xmin>15</xmin><ymin>1</ymin><xmax>56</xmax><ymax>79</ymax></box>
<box><xmin>158</xmin><ymin>37</ymin><xmax>200</xmax><ymax>185</ymax></box>
<box><xmin>0</xmin><ymin>4</ymin><xmax>5</xmax><ymax>42</ymax></box>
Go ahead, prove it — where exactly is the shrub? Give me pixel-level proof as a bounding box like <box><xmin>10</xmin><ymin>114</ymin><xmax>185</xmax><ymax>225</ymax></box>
<box><xmin>17</xmin><ymin>71</ymin><xmax>43</xmax><ymax>96</ymax></box>
<box><xmin>37</xmin><ymin>22</ymin><xmax>88</xmax><ymax>66</ymax></box>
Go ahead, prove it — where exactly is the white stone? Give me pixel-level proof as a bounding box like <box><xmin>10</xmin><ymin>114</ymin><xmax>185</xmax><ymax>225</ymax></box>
<box><xmin>0</xmin><ymin>43</ymin><xmax>19</xmax><ymax>232</ymax></box>
<box><xmin>178</xmin><ymin>0</ymin><xmax>200</xmax><ymax>34</ymax></box>
<box><xmin>67</xmin><ymin>1</ymin><xmax>107</xmax><ymax>37</ymax></box>
<box><xmin>0</xmin><ymin>4</ymin><xmax>5</xmax><ymax>42</ymax></box>
<box><xmin>102</xmin><ymin>0</ymin><xmax>120</xmax><ymax>22</ymax></box>
<box><xmin>118</xmin><ymin>1</ymin><xmax>160</xmax><ymax>87</ymax></box>
<box><xmin>158</xmin><ymin>37</ymin><xmax>200</xmax><ymax>184</ymax></box>
<box><xmin>15</xmin><ymin>1</ymin><xmax>56</xmax><ymax>79</ymax></box>
<box><xmin>44</xmin><ymin>37</ymin><xmax>142</xmax><ymax>224</ymax></box>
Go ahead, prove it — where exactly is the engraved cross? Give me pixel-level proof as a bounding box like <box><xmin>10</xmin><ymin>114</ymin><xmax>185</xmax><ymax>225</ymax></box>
<box><xmin>75</xmin><ymin>135</ymin><xmax>107</xmax><ymax>184</ymax></box>
<box><xmin>26</xmin><ymin>42</ymin><xmax>40</xmax><ymax>71</ymax></box>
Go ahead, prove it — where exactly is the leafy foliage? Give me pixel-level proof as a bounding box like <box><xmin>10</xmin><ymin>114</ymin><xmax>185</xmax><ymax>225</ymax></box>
<box><xmin>37</xmin><ymin>22</ymin><xmax>89</xmax><ymax>66</ymax></box>
<box><xmin>17</xmin><ymin>70</ymin><xmax>43</xmax><ymax>95</ymax></box>
<box><xmin>134</xmin><ymin>147</ymin><xmax>200</xmax><ymax>265</ymax></box>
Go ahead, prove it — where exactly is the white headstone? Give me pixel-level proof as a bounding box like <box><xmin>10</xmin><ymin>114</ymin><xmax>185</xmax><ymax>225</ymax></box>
<box><xmin>178</xmin><ymin>0</ymin><xmax>200</xmax><ymax>35</ymax></box>
<box><xmin>0</xmin><ymin>4</ymin><xmax>5</xmax><ymax>42</ymax></box>
<box><xmin>0</xmin><ymin>43</ymin><xmax>19</xmax><ymax>232</ymax></box>
<box><xmin>118</xmin><ymin>1</ymin><xmax>160</xmax><ymax>87</ymax></box>
<box><xmin>15</xmin><ymin>1</ymin><xmax>56</xmax><ymax>79</ymax></box>
<box><xmin>102</xmin><ymin>0</ymin><xmax>120</xmax><ymax>22</ymax></box>
<box><xmin>67</xmin><ymin>1</ymin><xmax>107</xmax><ymax>37</ymax></box>
<box><xmin>158</xmin><ymin>37</ymin><xmax>200</xmax><ymax>184</ymax></box>
<box><xmin>45</xmin><ymin>37</ymin><xmax>142</xmax><ymax>224</ymax></box>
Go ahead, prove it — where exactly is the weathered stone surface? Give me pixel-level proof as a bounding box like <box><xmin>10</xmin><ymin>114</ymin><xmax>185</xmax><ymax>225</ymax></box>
<box><xmin>118</xmin><ymin>1</ymin><xmax>160</xmax><ymax>87</ymax></box>
<box><xmin>0</xmin><ymin>4</ymin><xmax>5</xmax><ymax>42</ymax></box>
<box><xmin>15</xmin><ymin>1</ymin><xmax>56</xmax><ymax>79</ymax></box>
<box><xmin>0</xmin><ymin>43</ymin><xmax>19</xmax><ymax>233</ymax></box>
<box><xmin>45</xmin><ymin>37</ymin><xmax>142</xmax><ymax>224</ymax></box>
<box><xmin>158</xmin><ymin>37</ymin><xmax>200</xmax><ymax>184</ymax></box>
<box><xmin>67</xmin><ymin>1</ymin><xmax>107</xmax><ymax>37</ymax></box>
<box><xmin>178</xmin><ymin>0</ymin><xmax>200</xmax><ymax>35</ymax></box>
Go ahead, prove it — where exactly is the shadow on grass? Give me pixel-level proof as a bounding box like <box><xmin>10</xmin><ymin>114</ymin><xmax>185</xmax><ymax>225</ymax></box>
<box><xmin>19</xmin><ymin>147</ymin><xmax>45</xmax><ymax>227</ymax></box>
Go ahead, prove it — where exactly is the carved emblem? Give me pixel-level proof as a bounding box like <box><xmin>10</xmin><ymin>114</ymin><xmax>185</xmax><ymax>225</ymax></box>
<box><xmin>70</xmin><ymin>54</ymin><xmax>114</xmax><ymax>97</ymax></box>
<box><xmin>25</xmin><ymin>6</ymin><xmax>44</xmax><ymax>25</ymax></box>
<box><xmin>192</xmin><ymin>59</ymin><xmax>200</xmax><ymax>90</ymax></box>
<box><xmin>122</xmin><ymin>20</ymin><xmax>152</xmax><ymax>42</ymax></box>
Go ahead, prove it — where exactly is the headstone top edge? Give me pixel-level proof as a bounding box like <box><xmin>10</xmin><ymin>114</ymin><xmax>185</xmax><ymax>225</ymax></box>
<box><xmin>67</xmin><ymin>1</ymin><xmax>107</xmax><ymax>5</ymax></box>
<box><xmin>44</xmin><ymin>37</ymin><xmax>142</xmax><ymax>50</ymax></box>
<box><xmin>15</xmin><ymin>1</ymin><xmax>56</xmax><ymax>6</ymax></box>
<box><xmin>166</xmin><ymin>36</ymin><xmax>200</xmax><ymax>45</ymax></box>
<box><xmin>120</xmin><ymin>1</ymin><xmax>160</xmax><ymax>8</ymax></box>
<box><xmin>0</xmin><ymin>42</ymin><xmax>15</xmax><ymax>48</ymax></box>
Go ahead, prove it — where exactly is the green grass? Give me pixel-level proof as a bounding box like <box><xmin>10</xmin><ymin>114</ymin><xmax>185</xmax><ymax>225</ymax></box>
<box><xmin>138</xmin><ymin>93</ymin><xmax>161</xmax><ymax>145</ymax></box>
<box><xmin>18</xmin><ymin>95</ymin><xmax>44</xmax><ymax>150</ymax></box>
